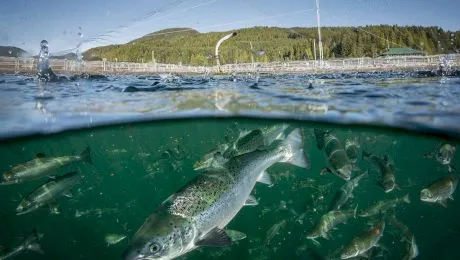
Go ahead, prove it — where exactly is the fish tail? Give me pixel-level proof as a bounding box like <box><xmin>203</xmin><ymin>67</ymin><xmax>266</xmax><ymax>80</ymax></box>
<box><xmin>24</xmin><ymin>229</ymin><xmax>44</xmax><ymax>254</ymax></box>
<box><xmin>284</xmin><ymin>128</ymin><xmax>310</xmax><ymax>169</ymax></box>
<box><xmin>362</xmin><ymin>169</ymin><xmax>370</xmax><ymax>179</ymax></box>
<box><xmin>353</xmin><ymin>204</ymin><xmax>358</xmax><ymax>219</ymax></box>
<box><xmin>80</xmin><ymin>146</ymin><xmax>93</xmax><ymax>165</ymax></box>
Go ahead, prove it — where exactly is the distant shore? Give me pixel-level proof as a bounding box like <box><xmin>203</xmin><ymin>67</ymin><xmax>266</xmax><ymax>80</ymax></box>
<box><xmin>0</xmin><ymin>55</ymin><xmax>458</xmax><ymax>76</ymax></box>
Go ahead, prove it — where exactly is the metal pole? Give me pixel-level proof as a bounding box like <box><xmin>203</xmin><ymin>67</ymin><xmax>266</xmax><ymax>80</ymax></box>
<box><xmin>250</xmin><ymin>41</ymin><xmax>254</xmax><ymax>65</ymax></box>
<box><xmin>215</xmin><ymin>32</ymin><xmax>237</xmax><ymax>72</ymax></box>
<box><xmin>313</xmin><ymin>40</ymin><xmax>317</xmax><ymax>61</ymax></box>
<box><xmin>316</xmin><ymin>0</ymin><xmax>324</xmax><ymax>62</ymax></box>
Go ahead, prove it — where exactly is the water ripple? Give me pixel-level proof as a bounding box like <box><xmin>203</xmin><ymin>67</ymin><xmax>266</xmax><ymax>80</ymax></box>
<box><xmin>0</xmin><ymin>72</ymin><xmax>460</xmax><ymax>139</ymax></box>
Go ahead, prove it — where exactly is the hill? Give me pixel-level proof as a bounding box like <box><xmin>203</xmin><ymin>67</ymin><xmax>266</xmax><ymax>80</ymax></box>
<box><xmin>0</xmin><ymin>46</ymin><xmax>27</xmax><ymax>57</ymax></box>
<box><xmin>50</xmin><ymin>53</ymin><xmax>77</xmax><ymax>60</ymax></box>
<box><xmin>83</xmin><ymin>25</ymin><xmax>460</xmax><ymax>65</ymax></box>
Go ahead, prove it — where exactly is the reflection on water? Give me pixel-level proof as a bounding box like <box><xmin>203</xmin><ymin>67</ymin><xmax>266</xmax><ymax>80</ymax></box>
<box><xmin>1</xmin><ymin>72</ymin><xmax>459</xmax><ymax>139</ymax></box>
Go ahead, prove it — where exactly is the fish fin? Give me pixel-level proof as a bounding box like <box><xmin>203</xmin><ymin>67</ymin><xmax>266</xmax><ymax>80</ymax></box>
<box><xmin>238</xmin><ymin>130</ymin><xmax>252</xmax><ymax>139</ymax></box>
<box><xmin>352</xmin><ymin>165</ymin><xmax>361</xmax><ymax>172</ymax></box>
<box><xmin>449</xmin><ymin>195</ymin><xmax>454</xmax><ymax>200</ymax></box>
<box><xmin>257</xmin><ymin>171</ymin><xmax>273</xmax><ymax>186</ymax></box>
<box><xmin>35</xmin><ymin>153</ymin><xmax>46</xmax><ymax>158</ymax></box>
<box><xmin>310</xmin><ymin>238</ymin><xmax>321</xmax><ymax>247</ymax></box>
<box><xmin>244</xmin><ymin>195</ymin><xmax>258</xmax><ymax>206</ymax></box>
<box><xmin>283</xmin><ymin>128</ymin><xmax>310</xmax><ymax>169</ymax></box>
<box><xmin>323</xmin><ymin>233</ymin><xmax>331</xmax><ymax>240</ymax></box>
<box><xmin>48</xmin><ymin>176</ymin><xmax>56</xmax><ymax>180</ymax></box>
<box><xmin>439</xmin><ymin>200</ymin><xmax>448</xmax><ymax>208</ymax></box>
<box><xmin>28</xmin><ymin>243</ymin><xmax>44</xmax><ymax>254</ymax></box>
<box><xmin>48</xmin><ymin>203</ymin><xmax>60</xmax><ymax>215</ymax></box>
<box><xmin>63</xmin><ymin>191</ymin><xmax>73</xmax><ymax>198</ymax></box>
<box><xmin>362</xmin><ymin>169</ymin><xmax>370</xmax><ymax>178</ymax></box>
<box><xmin>308</xmin><ymin>238</ymin><xmax>321</xmax><ymax>247</ymax></box>
<box><xmin>402</xmin><ymin>194</ymin><xmax>410</xmax><ymax>204</ymax></box>
<box><xmin>394</xmin><ymin>184</ymin><xmax>402</xmax><ymax>191</ymax></box>
<box><xmin>320</xmin><ymin>167</ymin><xmax>332</xmax><ymax>176</ymax></box>
<box><xmin>224</xmin><ymin>230</ymin><xmax>247</xmax><ymax>242</ymax></box>
<box><xmin>80</xmin><ymin>146</ymin><xmax>93</xmax><ymax>165</ymax></box>
<box><xmin>353</xmin><ymin>204</ymin><xmax>358</xmax><ymax>218</ymax></box>
<box><xmin>25</xmin><ymin>229</ymin><xmax>44</xmax><ymax>254</ymax></box>
<box><xmin>195</xmin><ymin>227</ymin><xmax>232</xmax><ymax>247</ymax></box>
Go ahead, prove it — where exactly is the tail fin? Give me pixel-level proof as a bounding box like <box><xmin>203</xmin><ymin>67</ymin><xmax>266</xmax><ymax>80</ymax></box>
<box><xmin>80</xmin><ymin>146</ymin><xmax>93</xmax><ymax>165</ymax></box>
<box><xmin>402</xmin><ymin>194</ymin><xmax>411</xmax><ymax>204</ymax></box>
<box><xmin>353</xmin><ymin>204</ymin><xmax>358</xmax><ymax>219</ymax></box>
<box><xmin>24</xmin><ymin>229</ymin><xmax>44</xmax><ymax>254</ymax></box>
<box><xmin>361</xmin><ymin>169</ymin><xmax>370</xmax><ymax>179</ymax></box>
<box><xmin>284</xmin><ymin>128</ymin><xmax>310</xmax><ymax>169</ymax></box>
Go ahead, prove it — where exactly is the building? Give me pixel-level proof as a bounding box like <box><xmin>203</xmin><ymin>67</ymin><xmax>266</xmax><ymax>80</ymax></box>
<box><xmin>382</xmin><ymin>47</ymin><xmax>424</xmax><ymax>57</ymax></box>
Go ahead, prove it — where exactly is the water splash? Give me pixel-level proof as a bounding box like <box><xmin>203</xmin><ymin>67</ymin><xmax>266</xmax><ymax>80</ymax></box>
<box><xmin>439</xmin><ymin>54</ymin><xmax>455</xmax><ymax>84</ymax></box>
<box><xmin>37</xmin><ymin>40</ymin><xmax>57</xmax><ymax>82</ymax></box>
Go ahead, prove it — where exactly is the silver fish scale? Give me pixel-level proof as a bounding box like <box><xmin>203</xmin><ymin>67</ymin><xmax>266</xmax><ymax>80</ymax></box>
<box><xmin>431</xmin><ymin>180</ymin><xmax>456</xmax><ymax>199</ymax></box>
<box><xmin>169</xmin><ymin>172</ymin><xmax>233</xmax><ymax>219</ymax></box>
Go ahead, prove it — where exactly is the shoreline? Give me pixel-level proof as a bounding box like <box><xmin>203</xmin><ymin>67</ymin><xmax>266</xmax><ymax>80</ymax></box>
<box><xmin>0</xmin><ymin>54</ymin><xmax>458</xmax><ymax>76</ymax></box>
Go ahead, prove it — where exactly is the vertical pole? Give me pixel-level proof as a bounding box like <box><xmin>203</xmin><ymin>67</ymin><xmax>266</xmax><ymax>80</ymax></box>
<box><xmin>313</xmin><ymin>40</ymin><xmax>317</xmax><ymax>61</ymax></box>
<box><xmin>250</xmin><ymin>41</ymin><xmax>254</xmax><ymax>65</ymax></box>
<box><xmin>215</xmin><ymin>32</ymin><xmax>237</xmax><ymax>73</ymax></box>
<box><xmin>316</xmin><ymin>0</ymin><xmax>324</xmax><ymax>62</ymax></box>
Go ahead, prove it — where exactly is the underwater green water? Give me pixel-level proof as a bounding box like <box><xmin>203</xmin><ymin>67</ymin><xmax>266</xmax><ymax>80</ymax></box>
<box><xmin>0</xmin><ymin>118</ymin><xmax>459</xmax><ymax>260</ymax></box>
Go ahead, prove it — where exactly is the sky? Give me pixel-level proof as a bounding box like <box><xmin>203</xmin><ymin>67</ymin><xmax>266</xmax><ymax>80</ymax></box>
<box><xmin>0</xmin><ymin>0</ymin><xmax>459</xmax><ymax>55</ymax></box>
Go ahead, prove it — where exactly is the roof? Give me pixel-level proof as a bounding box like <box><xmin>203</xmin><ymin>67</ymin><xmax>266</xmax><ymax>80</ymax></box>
<box><xmin>382</xmin><ymin>48</ymin><xmax>424</xmax><ymax>56</ymax></box>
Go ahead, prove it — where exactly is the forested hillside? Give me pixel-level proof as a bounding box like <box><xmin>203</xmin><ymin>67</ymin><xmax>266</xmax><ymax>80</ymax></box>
<box><xmin>83</xmin><ymin>25</ymin><xmax>460</xmax><ymax>65</ymax></box>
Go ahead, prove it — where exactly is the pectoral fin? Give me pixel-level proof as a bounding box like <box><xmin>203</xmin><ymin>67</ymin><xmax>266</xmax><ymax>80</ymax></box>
<box><xmin>63</xmin><ymin>191</ymin><xmax>73</xmax><ymax>198</ymax></box>
<box><xmin>195</xmin><ymin>227</ymin><xmax>232</xmax><ymax>247</ymax></box>
<box><xmin>257</xmin><ymin>171</ymin><xmax>273</xmax><ymax>187</ymax></box>
<box><xmin>439</xmin><ymin>200</ymin><xmax>448</xmax><ymax>208</ymax></box>
<box><xmin>320</xmin><ymin>168</ymin><xmax>332</xmax><ymax>176</ymax></box>
<box><xmin>244</xmin><ymin>195</ymin><xmax>258</xmax><ymax>206</ymax></box>
<box><xmin>224</xmin><ymin>230</ymin><xmax>247</xmax><ymax>242</ymax></box>
<box><xmin>48</xmin><ymin>202</ymin><xmax>60</xmax><ymax>215</ymax></box>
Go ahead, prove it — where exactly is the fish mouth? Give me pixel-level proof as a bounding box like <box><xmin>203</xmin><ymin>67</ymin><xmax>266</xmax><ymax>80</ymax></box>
<box><xmin>123</xmin><ymin>248</ymin><xmax>146</xmax><ymax>260</ymax></box>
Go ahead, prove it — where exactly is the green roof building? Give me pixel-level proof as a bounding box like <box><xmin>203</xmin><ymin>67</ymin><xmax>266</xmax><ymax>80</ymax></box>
<box><xmin>382</xmin><ymin>47</ymin><xmax>424</xmax><ymax>57</ymax></box>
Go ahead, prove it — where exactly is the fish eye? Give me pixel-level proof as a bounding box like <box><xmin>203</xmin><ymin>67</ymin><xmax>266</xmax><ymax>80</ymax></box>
<box><xmin>149</xmin><ymin>243</ymin><xmax>161</xmax><ymax>254</ymax></box>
